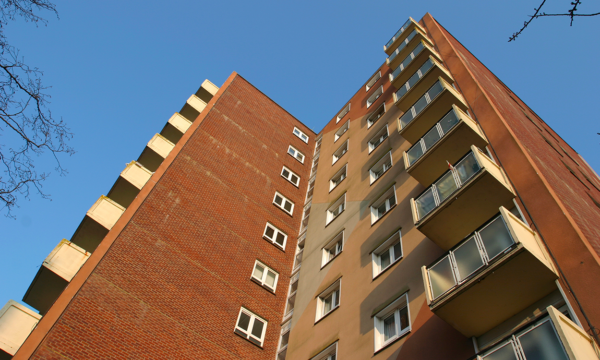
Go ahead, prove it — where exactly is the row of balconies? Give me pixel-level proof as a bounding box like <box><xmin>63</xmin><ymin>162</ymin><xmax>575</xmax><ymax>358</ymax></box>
<box><xmin>385</xmin><ymin>19</ymin><xmax>599</xmax><ymax>356</ymax></box>
<box><xmin>0</xmin><ymin>80</ymin><xmax>219</xmax><ymax>358</ymax></box>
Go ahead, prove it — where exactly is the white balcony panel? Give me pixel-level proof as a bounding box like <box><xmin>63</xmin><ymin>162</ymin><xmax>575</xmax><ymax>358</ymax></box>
<box><xmin>87</xmin><ymin>195</ymin><xmax>126</xmax><ymax>231</ymax></box>
<box><xmin>147</xmin><ymin>134</ymin><xmax>175</xmax><ymax>159</ymax></box>
<box><xmin>167</xmin><ymin>113</ymin><xmax>193</xmax><ymax>134</ymax></box>
<box><xmin>0</xmin><ymin>300</ymin><xmax>41</xmax><ymax>356</ymax></box>
<box><xmin>186</xmin><ymin>94</ymin><xmax>207</xmax><ymax>114</ymax></box>
<box><xmin>120</xmin><ymin>161</ymin><xmax>153</xmax><ymax>190</ymax></box>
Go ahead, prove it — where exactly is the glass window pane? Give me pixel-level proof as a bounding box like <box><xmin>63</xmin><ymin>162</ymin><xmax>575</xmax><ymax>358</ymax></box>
<box><xmin>455</xmin><ymin>153</ymin><xmax>480</xmax><ymax>184</ymax></box>
<box><xmin>407</xmin><ymin>143</ymin><xmax>424</xmax><ymax>166</ymax></box>
<box><xmin>274</xmin><ymin>195</ymin><xmax>282</xmax><ymax>206</ymax></box>
<box><xmin>383</xmin><ymin>313</ymin><xmax>396</xmax><ymax>341</ymax></box>
<box><xmin>265</xmin><ymin>226</ymin><xmax>274</xmax><ymax>239</ymax></box>
<box><xmin>415</xmin><ymin>188</ymin><xmax>436</xmax><ymax>219</ymax></box>
<box><xmin>399</xmin><ymin>306</ymin><xmax>409</xmax><ymax>330</ymax></box>
<box><xmin>518</xmin><ymin>321</ymin><xmax>569</xmax><ymax>360</ymax></box>
<box><xmin>282</xmin><ymin>169</ymin><xmax>290</xmax><ymax>178</ymax></box>
<box><xmin>439</xmin><ymin>110</ymin><xmax>460</xmax><ymax>134</ymax></box>
<box><xmin>428</xmin><ymin>256</ymin><xmax>456</xmax><ymax>299</ymax></box>
<box><xmin>237</xmin><ymin>312</ymin><xmax>251</xmax><ymax>331</ymax></box>
<box><xmin>422</xmin><ymin>126</ymin><xmax>442</xmax><ymax>152</ymax></box>
<box><xmin>479</xmin><ymin>217</ymin><xmax>514</xmax><ymax>261</ymax></box>
<box><xmin>393</xmin><ymin>242</ymin><xmax>402</xmax><ymax>260</ymax></box>
<box><xmin>284</xmin><ymin>202</ymin><xmax>292</xmax><ymax>212</ymax></box>
<box><xmin>482</xmin><ymin>342</ymin><xmax>519</xmax><ymax>360</ymax></box>
<box><xmin>253</xmin><ymin>264</ymin><xmax>265</xmax><ymax>280</ymax></box>
<box><xmin>323</xmin><ymin>296</ymin><xmax>332</xmax><ymax>313</ymax></box>
<box><xmin>291</xmin><ymin>175</ymin><xmax>298</xmax><ymax>184</ymax></box>
<box><xmin>333</xmin><ymin>290</ymin><xmax>339</xmax><ymax>307</ymax></box>
<box><xmin>435</xmin><ymin>172</ymin><xmax>458</xmax><ymax>203</ymax></box>
<box><xmin>265</xmin><ymin>270</ymin><xmax>276</xmax><ymax>288</ymax></box>
<box><xmin>275</xmin><ymin>232</ymin><xmax>285</xmax><ymax>246</ymax></box>
<box><xmin>251</xmin><ymin>319</ymin><xmax>264</xmax><ymax>339</ymax></box>
<box><xmin>380</xmin><ymin>250</ymin><xmax>391</xmax><ymax>269</ymax></box>
<box><xmin>288</xmin><ymin>148</ymin><xmax>295</xmax><ymax>156</ymax></box>
<box><xmin>453</xmin><ymin>236</ymin><xmax>485</xmax><ymax>282</ymax></box>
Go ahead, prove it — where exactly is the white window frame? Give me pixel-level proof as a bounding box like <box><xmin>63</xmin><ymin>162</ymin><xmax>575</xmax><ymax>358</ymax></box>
<box><xmin>310</xmin><ymin>341</ymin><xmax>338</xmax><ymax>360</ymax></box>
<box><xmin>366</xmin><ymin>71</ymin><xmax>382</xmax><ymax>92</ymax></box>
<box><xmin>372</xmin><ymin>231</ymin><xmax>403</xmax><ymax>278</ymax></box>
<box><xmin>316</xmin><ymin>279</ymin><xmax>341</xmax><ymax>322</ymax></box>
<box><xmin>334</xmin><ymin>120</ymin><xmax>350</xmax><ymax>142</ymax></box>
<box><xmin>293</xmin><ymin>126</ymin><xmax>309</xmax><ymax>143</ymax></box>
<box><xmin>329</xmin><ymin>164</ymin><xmax>347</xmax><ymax>192</ymax></box>
<box><xmin>281</xmin><ymin>166</ymin><xmax>300</xmax><ymax>187</ymax></box>
<box><xmin>321</xmin><ymin>231</ymin><xmax>344</xmax><ymax>268</ymax></box>
<box><xmin>369</xmin><ymin>151</ymin><xmax>393</xmax><ymax>185</ymax></box>
<box><xmin>234</xmin><ymin>307</ymin><xmax>268</xmax><ymax>347</ymax></box>
<box><xmin>367</xmin><ymin>85</ymin><xmax>384</xmax><ymax>108</ymax></box>
<box><xmin>374</xmin><ymin>293</ymin><xmax>411</xmax><ymax>352</ymax></box>
<box><xmin>336</xmin><ymin>103</ymin><xmax>350</xmax><ymax>123</ymax></box>
<box><xmin>263</xmin><ymin>222</ymin><xmax>288</xmax><ymax>250</ymax></box>
<box><xmin>288</xmin><ymin>145</ymin><xmax>305</xmax><ymax>163</ymax></box>
<box><xmin>332</xmin><ymin>140</ymin><xmax>349</xmax><ymax>165</ymax></box>
<box><xmin>368</xmin><ymin>124</ymin><xmax>389</xmax><ymax>153</ymax></box>
<box><xmin>273</xmin><ymin>191</ymin><xmax>295</xmax><ymax>215</ymax></box>
<box><xmin>367</xmin><ymin>103</ymin><xmax>386</xmax><ymax>128</ymax></box>
<box><xmin>370</xmin><ymin>186</ymin><xmax>397</xmax><ymax>224</ymax></box>
<box><xmin>251</xmin><ymin>260</ymin><xmax>279</xmax><ymax>292</ymax></box>
<box><xmin>326</xmin><ymin>193</ymin><xmax>346</xmax><ymax>225</ymax></box>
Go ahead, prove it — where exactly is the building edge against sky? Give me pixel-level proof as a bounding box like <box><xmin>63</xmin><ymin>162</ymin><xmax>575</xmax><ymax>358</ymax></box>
<box><xmin>0</xmin><ymin>12</ymin><xmax>598</xmax><ymax>360</ymax></box>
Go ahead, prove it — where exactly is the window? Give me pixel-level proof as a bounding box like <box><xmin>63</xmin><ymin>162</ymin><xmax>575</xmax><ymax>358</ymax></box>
<box><xmin>281</xmin><ymin>166</ymin><xmax>300</xmax><ymax>187</ymax></box>
<box><xmin>334</xmin><ymin>120</ymin><xmax>349</xmax><ymax>142</ymax></box>
<box><xmin>366</xmin><ymin>71</ymin><xmax>382</xmax><ymax>92</ymax></box>
<box><xmin>277</xmin><ymin>321</ymin><xmax>291</xmax><ymax>358</ymax></box>
<box><xmin>368</xmin><ymin>124</ymin><xmax>389</xmax><ymax>153</ymax></box>
<box><xmin>263</xmin><ymin>222</ymin><xmax>288</xmax><ymax>249</ymax></box>
<box><xmin>251</xmin><ymin>260</ymin><xmax>279</xmax><ymax>292</ymax></box>
<box><xmin>306</xmin><ymin>176</ymin><xmax>316</xmax><ymax>202</ymax></box>
<box><xmin>235</xmin><ymin>307</ymin><xmax>268</xmax><ymax>347</ymax></box>
<box><xmin>316</xmin><ymin>279</ymin><xmax>341</xmax><ymax>321</ymax></box>
<box><xmin>367</xmin><ymin>85</ymin><xmax>384</xmax><ymax>108</ymax></box>
<box><xmin>310</xmin><ymin>155</ymin><xmax>319</xmax><ymax>178</ymax></box>
<box><xmin>288</xmin><ymin>145</ymin><xmax>305</xmax><ymax>163</ymax></box>
<box><xmin>374</xmin><ymin>293</ymin><xmax>410</xmax><ymax>351</ymax></box>
<box><xmin>293</xmin><ymin>127</ymin><xmax>309</xmax><ymax>143</ymax></box>
<box><xmin>367</xmin><ymin>103</ymin><xmax>386</xmax><ymax>128</ymax></box>
<box><xmin>371</xmin><ymin>186</ymin><xmax>396</xmax><ymax>224</ymax></box>
<box><xmin>329</xmin><ymin>165</ymin><xmax>347</xmax><ymax>192</ymax></box>
<box><xmin>314</xmin><ymin>136</ymin><xmax>322</xmax><ymax>155</ymax></box>
<box><xmin>326</xmin><ymin>194</ymin><xmax>346</xmax><ymax>225</ymax></box>
<box><xmin>369</xmin><ymin>151</ymin><xmax>393</xmax><ymax>184</ymax></box>
<box><xmin>273</xmin><ymin>192</ymin><xmax>294</xmax><ymax>215</ymax></box>
<box><xmin>372</xmin><ymin>231</ymin><xmax>402</xmax><ymax>278</ymax></box>
<box><xmin>336</xmin><ymin>103</ymin><xmax>350</xmax><ymax>123</ymax></box>
<box><xmin>322</xmin><ymin>231</ymin><xmax>344</xmax><ymax>267</ymax></box>
<box><xmin>299</xmin><ymin>203</ymin><xmax>310</xmax><ymax>234</ymax></box>
<box><xmin>310</xmin><ymin>342</ymin><xmax>338</xmax><ymax>360</ymax></box>
<box><xmin>332</xmin><ymin>140</ymin><xmax>348</xmax><ymax>165</ymax></box>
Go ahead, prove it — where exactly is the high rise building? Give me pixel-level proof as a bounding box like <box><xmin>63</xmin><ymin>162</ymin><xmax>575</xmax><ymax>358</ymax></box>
<box><xmin>1</xmin><ymin>12</ymin><xmax>599</xmax><ymax>360</ymax></box>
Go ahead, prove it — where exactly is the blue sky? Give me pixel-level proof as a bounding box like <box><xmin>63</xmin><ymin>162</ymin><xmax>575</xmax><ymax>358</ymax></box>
<box><xmin>1</xmin><ymin>0</ymin><xmax>598</xmax><ymax>310</ymax></box>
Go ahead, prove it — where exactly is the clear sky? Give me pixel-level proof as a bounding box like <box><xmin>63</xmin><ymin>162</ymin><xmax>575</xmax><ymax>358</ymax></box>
<box><xmin>1</xmin><ymin>0</ymin><xmax>598</xmax><ymax>311</ymax></box>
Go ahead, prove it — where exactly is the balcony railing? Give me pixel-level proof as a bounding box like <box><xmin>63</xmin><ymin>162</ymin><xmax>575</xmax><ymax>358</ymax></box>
<box><xmin>389</xmin><ymin>41</ymin><xmax>441</xmax><ymax>90</ymax></box>
<box><xmin>70</xmin><ymin>195</ymin><xmax>126</xmax><ymax>253</ymax></box>
<box><xmin>422</xmin><ymin>208</ymin><xmax>558</xmax><ymax>337</ymax></box>
<box><xmin>410</xmin><ymin>146</ymin><xmax>515</xmax><ymax>250</ymax></box>
<box><xmin>403</xmin><ymin>106</ymin><xmax>488</xmax><ymax>186</ymax></box>
<box><xmin>0</xmin><ymin>300</ymin><xmax>42</xmax><ymax>356</ymax></box>
<box><xmin>386</xmin><ymin>28</ymin><xmax>431</xmax><ymax>70</ymax></box>
<box><xmin>384</xmin><ymin>17</ymin><xmax>425</xmax><ymax>54</ymax></box>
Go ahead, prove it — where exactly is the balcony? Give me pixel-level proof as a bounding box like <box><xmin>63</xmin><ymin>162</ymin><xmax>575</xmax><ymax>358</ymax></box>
<box><xmin>393</xmin><ymin>56</ymin><xmax>453</xmax><ymax>113</ymax></box>
<box><xmin>403</xmin><ymin>106</ymin><xmax>488</xmax><ymax>186</ymax></box>
<box><xmin>389</xmin><ymin>41</ymin><xmax>442</xmax><ymax>90</ymax></box>
<box><xmin>107</xmin><ymin>161</ymin><xmax>153</xmax><ymax>208</ymax></box>
<box><xmin>137</xmin><ymin>133</ymin><xmax>175</xmax><ymax>172</ymax></box>
<box><xmin>410</xmin><ymin>146</ymin><xmax>515</xmax><ymax>250</ymax></box>
<box><xmin>386</xmin><ymin>28</ymin><xmax>432</xmax><ymax>70</ymax></box>
<box><xmin>0</xmin><ymin>300</ymin><xmax>42</xmax><ymax>357</ymax></box>
<box><xmin>160</xmin><ymin>113</ymin><xmax>193</xmax><ymax>144</ymax></box>
<box><xmin>71</xmin><ymin>195</ymin><xmax>126</xmax><ymax>252</ymax></box>
<box><xmin>384</xmin><ymin>17</ymin><xmax>426</xmax><ymax>55</ymax></box>
<box><xmin>292</xmin><ymin>248</ymin><xmax>304</xmax><ymax>274</ymax></box>
<box><xmin>398</xmin><ymin>77</ymin><xmax>469</xmax><ymax>144</ymax></box>
<box><xmin>421</xmin><ymin>208</ymin><xmax>558</xmax><ymax>337</ymax></box>
<box><xmin>23</xmin><ymin>240</ymin><xmax>90</xmax><ymax>315</ymax></box>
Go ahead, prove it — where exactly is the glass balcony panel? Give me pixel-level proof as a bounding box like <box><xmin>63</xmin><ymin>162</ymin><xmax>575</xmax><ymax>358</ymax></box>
<box><xmin>427</xmin><ymin>81</ymin><xmax>444</xmax><ymax>99</ymax></box>
<box><xmin>479</xmin><ymin>217</ymin><xmax>514</xmax><ymax>261</ymax></box>
<box><xmin>415</xmin><ymin>188</ymin><xmax>436</xmax><ymax>218</ymax></box>
<box><xmin>386</xmin><ymin>19</ymin><xmax>411</xmax><ymax>48</ymax></box>
<box><xmin>482</xmin><ymin>342</ymin><xmax>519</xmax><ymax>360</ymax></box>
<box><xmin>428</xmin><ymin>256</ymin><xmax>456</xmax><ymax>299</ymax></box>
<box><xmin>435</xmin><ymin>172</ymin><xmax>458</xmax><ymax>203</ymax></box>
<box><xmin>399</xmin><ymin>111</ymin><xmax>414</xmax><ymax>128</ymax></box>
<box><xmin>422</xmin><ymin>126</ymin><xmax>442</xmax><ymax>151</ymax></box>
<box><xmin>407</xmin><ymin>143</ymin><xmax>424</xmax><ymax>166</ymax></box>
<box><xmin>438</xmin><ymin>109</ymin><xmax>460</xmax><ymax>134</ymax></box>
<box><xmin>419</xmin><ymin>58</ymin><xmax>434</xmax><ymax>76</ymax></box>
<box><xmin>455</xmin><ymin>153</ymin><xmax>480</xmax><ymax>184</ymax></box>
<box><xmin>517</xmin><ymin>321</ymin><xmax>569</xmax><ymax>360</ymax></box>
<box><xmin>413</xmin><ymin>96</ymin><xmax>429</xmax><ymax>115</ymax></box>
<box><xmin>452</xmin><ymin>236</ymin><xmax>485</xmax><ymax>282</ymax></box>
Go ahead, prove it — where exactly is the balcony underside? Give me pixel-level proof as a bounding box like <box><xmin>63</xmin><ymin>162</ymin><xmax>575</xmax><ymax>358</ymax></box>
<box><xmin>385</xmin><ymin>19</ymin><xmax>426</xmax><ymax>55</ymax></box>
<box><xmin>387</xmin><ymin>30</ymin><xmax>432</xmax><ymax>70</ymax></box>
<box><xmin>395</xmin><ymin>60</ymin><xmax>454</xmax><ymax>113</ymax></box>
<box><xmin>23</xmin><ymin>266</ymin><xmax>68</xmax><ymax>315</ymax></box>
<box><xmin>391</xmin><ymin>44</ymin><xmax>441</xmax><ymax>89</ymax></box>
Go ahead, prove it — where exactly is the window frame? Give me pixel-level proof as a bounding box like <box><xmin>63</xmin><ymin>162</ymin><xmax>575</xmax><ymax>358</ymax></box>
<box><xmin>366</xmin><ymin>71</ymin><xmax>382</xmax><ymax>92</ymax></box>
<box><xmin>374</xmin><ymin>293</ymin><xmax>411</xmax><ymax>352</ymax></box>
<box><xmin>281</xmin><ymin>166</ymin><xmax>300</xmax><ymax>187</ymax></box>
<box><xmin>263</xmin><ymin>222</ymin><xmax>288</xmax><ymax>250</ymax></box>
<box><xmin>368</xmin><ymin>124</ymin><xmax>389</xmax><ymax>154</ymax></box>
<box><xmin>329</xmin><ymin>164</ymin><xmax>347</xmax><ymax>192</ymax></box>
<box><xmin>293</xmin><ymin>126</ymin><xmax>309</xmax><ymax>143</ymax></box>
<box><xmin>332</xmin><ymin>140</ymin><xmax>349</xmax><ymax>165</ymax></box>
<box><xmin>372</xmin><ymin>230</ymin><xmax>403</xmax><ymax>278</ymax></box>
<box><xmin>367</xmin><ymin>103</ymin><xmax>386</xmax><ymax>128</ymax></box>
<box><xmin>370</xmin><ymin>185</ymin><xmax>397</xmax><ymax>225</ymax></box>
<box><xmin>336</xmin><ymin>103</ymin><xmax>350</xmax><ymax>123</ymax></box>
<box><xmin>321</xmin><ymin>230</ymin><xmax>344</xmax><ymax>268</ymax></box>
<box><xmin>251</xmin><ymin>260</ymin><xmax>279</xmax><ymax>292</ymax></box>
<box><xmin>234</xmin><ymin>307</ymin><xmax>268</xmax><ymax>347</ymax></box>
<box><xmin>367</xmin><ymin>85</ymin><xmax>384</xmax><ymax>108</ymax></box>
<box><xmin>310</xmin><ymin>341</ymin><xmax>338</xmax><ymax>360</ymax></box>
<box><xmin>273</xmin><ymin>191</ymin><xmax>295</xmax><ymax>216</ymax></box>
<box><xmin>288</xmin><ymin>145</ymin><xmax>305</xmax><ymax>164</ymax></box>
<box><xmin>315</xmin><ymin>279</ymin><xmax>341</xmax><ymax>322</ymax></box>
<box><xmin>334</xmin><ymin>120</ymin><xmax>350</xmax><ymax>142</ymax></box>
<box><xmin>326</xmin><ymin>193</ymin><xmax>346</xmax><ymax>225</ymax></box>
<box><xmin>369</xmin><ymin>151</ymin><xmax>393</xmax><ymax>185</ymax></box>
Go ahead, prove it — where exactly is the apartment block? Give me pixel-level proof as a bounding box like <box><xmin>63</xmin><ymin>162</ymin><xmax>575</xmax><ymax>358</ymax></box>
<box><xmin>1</xmin><ymin>12</ymin><xmax>599</xmax><ymax>360</ymax></box>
